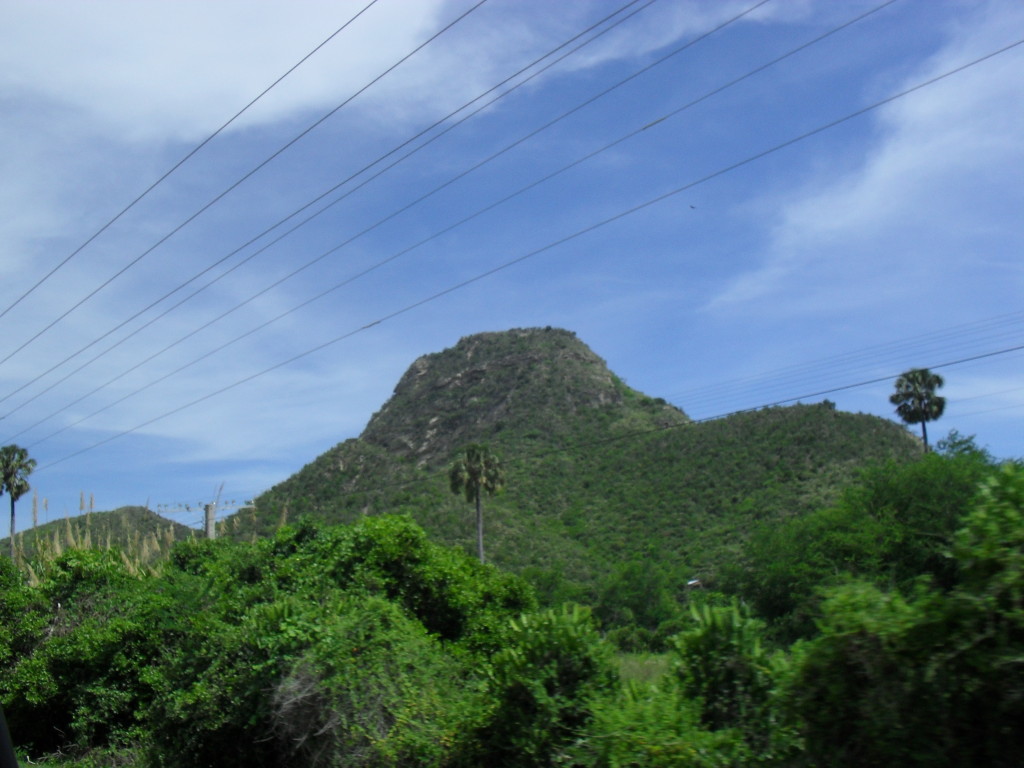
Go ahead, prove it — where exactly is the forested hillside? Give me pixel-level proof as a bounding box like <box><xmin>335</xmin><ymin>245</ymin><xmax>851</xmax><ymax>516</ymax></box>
<box><xmin>250</xmin><ymin>328</ymin><xmax>920</xmax><ymax>612</ymax></box>
<box><xmin>2</xmin><ymin>453</ymin><xmax>1021</xmax><ymax>767</ymax></box>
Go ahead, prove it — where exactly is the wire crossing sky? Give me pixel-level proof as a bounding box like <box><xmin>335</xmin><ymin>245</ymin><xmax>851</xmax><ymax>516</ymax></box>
<box><xmin>0</xmin><ymin>0</ymin><xmax>490</xmax><ymax>372</ymax></box>
<box><xmin>0</xmin><ymin>0</ymin><xmax>384</xmax><ymax>322</ymax></box>
<box><xmin>0</xmin><ymin>0</ymin><xmax>772</xmax><ymax>430</ymax></box>
<box><xmin>1</xmin><ymin>0</ymin><xmax>1021</xmax><ymax>530</ymax></box>
<box><xmin>0</xmin><ymin>0</ymin><xmax>660</xmax><ymax>415</ymax></box>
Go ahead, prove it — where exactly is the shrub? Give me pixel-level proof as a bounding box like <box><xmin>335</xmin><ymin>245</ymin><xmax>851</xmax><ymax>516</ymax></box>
<box><xmin>570</xmin><ymin>681</ymin><xmax>748</xmax><ymax>768</ymax></box>
<box><xmin>788</xmin><ymin>465</ymin><xmax>1024</xmax><ymax>767</ymax></box>
<box><xmin>271</xmin><ymin>596</ymin><xmax>470</xmax><ymax>768</ymax></box>
<box><xmin>673</xmin><ymin>600</ymin><xmax>797</xmax><ymax>760</ymax></box>
<box><xmin>468</xmin><ymin>604</ymin><xmax>618</xmax><ymax>766</ymax></box>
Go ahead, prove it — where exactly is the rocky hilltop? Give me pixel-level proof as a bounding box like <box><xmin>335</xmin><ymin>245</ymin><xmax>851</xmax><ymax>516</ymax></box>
<box><xmin>247</xmin><ymin>327</ymin><xmax>919</xmax><ymax>593</ymax></box>
<box><xmin>360</xmin><ymin>327</ymin><xmax>687</xmax><ymax>468</ymax></box>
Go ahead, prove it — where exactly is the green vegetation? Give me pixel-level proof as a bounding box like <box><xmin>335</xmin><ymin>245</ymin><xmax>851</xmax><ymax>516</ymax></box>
<box><xmin>2</xmin><ymin>516</ymin><xmax>535</xmax><ymax>766</ymax></box>
<box><xmin>721</xmin><ymin>442</ymin><xmax>994</xmax><ymax>641</ymax></box>
<box><xmin>2</xmin><ymin>449</ymin><xmax>1020</xmax><ymax>766</ymax></box>
<box><xmin>251</xmin><ymin>329</ymin><xmax>922</xmax><ymax>640</ymax></box>
<box><xmin>790</xmin><ymin>464</ymin><xmax>1024</xmax><ymax>766</ymax></box>
<box><xmin>3</xmin><ymin>328</ymin><xmax>1020</xmax><ymax>765</ymax></box>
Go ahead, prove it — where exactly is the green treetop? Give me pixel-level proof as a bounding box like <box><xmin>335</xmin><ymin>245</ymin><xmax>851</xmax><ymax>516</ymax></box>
<box><xmin>0</xmin><ymin>444</ymin><xmax>36</xmax><ymax>560</ymax></box>
<box><xmin>890</xmin><ymin>368</ymin><xmax>946</xmax><ymax>451</ymax></box>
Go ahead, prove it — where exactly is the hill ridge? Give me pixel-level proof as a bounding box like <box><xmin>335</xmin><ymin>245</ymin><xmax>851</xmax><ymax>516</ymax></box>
<box><xmin>250</xmin><ymin>328</ymin><xmax>919</xmax><ymax>598</ymax></box>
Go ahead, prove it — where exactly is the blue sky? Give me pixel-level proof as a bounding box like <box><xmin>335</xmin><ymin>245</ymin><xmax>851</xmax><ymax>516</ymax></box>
<box><xmin>1</xmin><ymin>0</ymin><xmax>1021</xmax><ymax>532</ymax></box>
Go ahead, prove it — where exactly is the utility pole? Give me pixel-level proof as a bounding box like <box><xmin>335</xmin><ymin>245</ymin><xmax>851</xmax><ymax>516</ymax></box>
<box><xmin>156</xmin><ymin>482</ymin><xmax>252</xmax><ymax>539</ymax></box>
<box><xmin>204</xmin><ymin>483</ymin><xmax>224</xmax><ymax>540</ymax></box>
<box><xmin>204</xmin><ymin>502</ymin><xmax>217</xmax><ymax>540</ymax></box>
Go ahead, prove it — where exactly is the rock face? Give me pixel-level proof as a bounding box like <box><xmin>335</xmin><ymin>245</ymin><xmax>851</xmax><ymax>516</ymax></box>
<box><xmin>358</xmin><ymin>327</ymin><xmax>688</xmax><ymax>468</ymax></box>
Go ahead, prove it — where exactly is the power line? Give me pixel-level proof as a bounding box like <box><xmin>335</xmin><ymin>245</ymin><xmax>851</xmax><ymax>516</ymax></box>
<box><xmin>0</xmin><ymin>0</ymin><xmax>381</xmax><ymax>322</ymax></box>
<box><xmin>955</xmin><ymin>402</ymin><xmax>1024</xmax><ymax>419</ymax></box>
<box><xmin>6</xmin><ymin>0</ymin><xmax>820</xmax><ymax>445</ymax></box>
<box><xmin>27</xmin><ymin>36</ymin><xmax>1024</xmax><ymax>471</ymax></box>
<box><xmin>2</xmin><ymin>0</ymin><xmax>802</xmax><ymax>432</ymax></box>
<box><xmin>954</xmin><ymin>383</ymin><xmax>1024</xmax><ymax>405</ymax></box>
<box><xmin>667</xmin><ymin>313</ymin><xmax>1024</xmax><ymax>416</ymax></box>
<box><xmin>0</xmin><ymin>0</ymin><xmax>490</xmax><ymax>371</ymax></box>
<box><xmin>0</xmin><ymin>0</ymin><xmax>658</xmax><ymax>411</ymax></box>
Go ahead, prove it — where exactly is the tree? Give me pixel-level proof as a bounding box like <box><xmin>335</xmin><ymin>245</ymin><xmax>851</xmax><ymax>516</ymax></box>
<box><xmin>449</xmin><ymin>443</ymin><xmax>504</xmax><ymax>564</ymax></box>
<box><xmin>0</xmin><ymin>445</ymin><xmax>36</xmax><ymax>560</ymax></box>
<box><xmin>889</xmin><ymin>368</ymin><xmax>945</xmax><ymax>451</ymax></box>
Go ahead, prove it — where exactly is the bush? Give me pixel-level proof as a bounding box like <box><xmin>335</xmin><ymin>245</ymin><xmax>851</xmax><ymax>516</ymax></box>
<box><xmin>788</xmin><ymin>465</ymin><xmax>1024</xmax><ymax>767</ymax></box>
<box><xmin>468</xmin><ymin>604</ymin><xmax>618</xmax><ymax>767</ymax></box>
<box><xmin>569</xmin><ymin>681</ymin><xmax>748</xmax><ymax>768</ymax></box>
<box><xmin>724</xmin><ymin>450</ymin><xmax>997</xmax><ymax>640</ymax></box>
<box><xmin>271</xmin><ymin>596</ymin><xmax>470</xmax><ymax>768</ymax></box>
<box><xmin>673</xmin><ymin>600</ymin><xmax>797</xmax><ymax>761</ymax></box>
<box><xmin>0</xmin><ymin>556</ymin><xmax>46</xmax><ymax>672</ymax></box>
<box><xmin>1</xmin><ymin>551</ymin><xmax>158</xmax><ymax>754</ymax></box>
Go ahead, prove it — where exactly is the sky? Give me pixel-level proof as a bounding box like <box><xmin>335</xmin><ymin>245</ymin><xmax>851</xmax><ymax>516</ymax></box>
<box><xmin>1</xmin><ymin>0</ymin><xmax>1021</xmax><ymax>532</ymax></box>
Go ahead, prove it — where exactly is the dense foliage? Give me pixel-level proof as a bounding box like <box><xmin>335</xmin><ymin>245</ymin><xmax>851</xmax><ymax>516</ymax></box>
<box><xmin>721</xmin><ymin>442</ymin><xmax>995</xmax><ymax>641</ymax></box>
<box><xmin>3</xmin><ymin>328</ymin><xmax>1019</xmax><ymax>765</ymax></box>
<box><xmin>2</xmin><ymin>517</ymin><xmax>535</xmax><ymax>766</ymax></box>
<box><xmin>3</xmin><ymin>448</ymin><xmax>1022</xmax><ymax>766</ymax></box>
<box><xmin>251</xmin><ymin>400</ymin><xmax>919</xmax><ymax>647</ymax></box>
<box><xmin>789</xmin><ymin>462</ymin><xmax>1024</xmax><ymax>766</ymax></box>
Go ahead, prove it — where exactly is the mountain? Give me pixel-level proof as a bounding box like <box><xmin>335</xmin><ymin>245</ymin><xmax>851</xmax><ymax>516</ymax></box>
<box><xmin>244</xmin><ymin>327</ymin><xmax>920</xmax><ymax>601</ymax></box>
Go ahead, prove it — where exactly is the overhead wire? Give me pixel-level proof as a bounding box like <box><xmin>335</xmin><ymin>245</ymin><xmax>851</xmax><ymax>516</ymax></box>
<box><xmin>26</xmin><ymin>35</ymin><xmax>1024</xmax><ymax>472</ymax></box>
<box><xmin>6</xmin><ymin>0</ymin><xmax>823</xmax><ymax>444</ymax></box>
<box><xmin>667</xmin><ymin>312</ymin><xmax>1024</xmax><ymax>416</ymax></box>
<box><xmin>955</xmin><ymin>383</ymin><xmax>1024</xmax><ymax>404</ymax></box>
<box><xmin>0</xmin><ymin>0</ymin><xmax>491</xmax><ymax>371</ymax></box>
<box><xmin>955</xmin><ymin>402</ymin><xmax>1024</xmax><ymax>419</ymax></box>
<box><xmin>5</xmin><ymin>0</ymin><xmax>828</xmax><ymax>437</ymax></box>
<box><xmin>16</xmin><ymin>28</ymin><xmax>1015</xmax><ymax>450</ymax></box>
<box><xmin>0</xmin><ymin>0</ymin><xmax>382</xmax><ymax>323</ymax></box>
<box><xmin>0</xmin><ymin>0</ymin><xmax>660</xmax><ymax>411</ymax></box>
<box><xmin>679</xmin><ymin>334</ymin><xmax>1024</xmax><ymax>416</ymax></box>
<box><xmin>22</xmin><ymin>305</ymin><xmax>1021</xmax><ymax>453</ymax></box>
<box><xmin>668</xmin><ymin>310</ymin><xmax>1024</xmax><ymax>397</ymax></box>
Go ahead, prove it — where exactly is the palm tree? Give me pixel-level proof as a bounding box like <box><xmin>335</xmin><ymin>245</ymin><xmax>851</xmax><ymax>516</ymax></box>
<box><xmin>0</xmin><ymin>444</ymin><xmax>36</xmax><ymax>560</ymax></box>
<box><xmin>889</xmin><ymin>368</ymin><xmax>946</xmax><ymax>452</ymax></box>
<box><xmin>449</xmin><ymin>443</ymin><xmax>504</xmax><ymax>564</ymax></box>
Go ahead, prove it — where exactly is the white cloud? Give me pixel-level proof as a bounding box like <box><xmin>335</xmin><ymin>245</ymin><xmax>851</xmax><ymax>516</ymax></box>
<box><xmin>0</xmin><ymin>0</ymin><xmax>451</xmax><ymax>142</ymax></box>
<box><xmin>1</xmin><ymin>1</ymin><xmax>811</xmax><ymax>144</ymax></box>
<box><xmin>706</xmin><ymin>0</ymin><xmax>1024</xmax><ymax>316</ymax></box>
